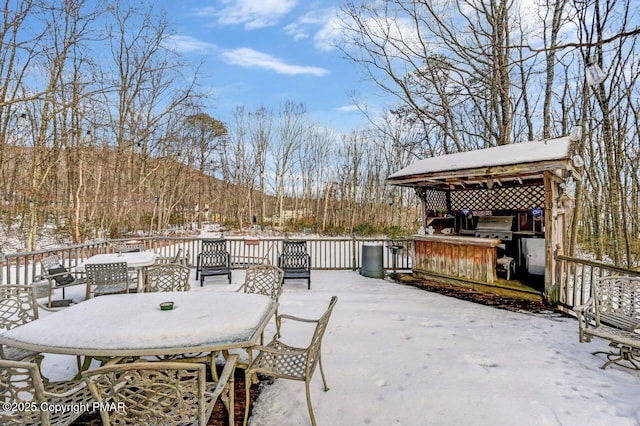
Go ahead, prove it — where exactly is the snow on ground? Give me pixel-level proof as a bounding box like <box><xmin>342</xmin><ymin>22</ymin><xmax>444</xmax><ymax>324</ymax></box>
<box><xmin>37</xmin><ymin>269</ymin><xmax>640</xmax><ymax>426</ymax></box>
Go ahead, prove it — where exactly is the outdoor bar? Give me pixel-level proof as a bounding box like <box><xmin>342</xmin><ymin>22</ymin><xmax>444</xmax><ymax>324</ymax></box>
<box><xmin>387</xmin><ymin>137</ymin><xmax>582</xmax><ymax>303</ymax></box>
<box><xmin>413</xmin><ymin>234</ymin><xmax>501</xmax><ymax>283</ymax></box>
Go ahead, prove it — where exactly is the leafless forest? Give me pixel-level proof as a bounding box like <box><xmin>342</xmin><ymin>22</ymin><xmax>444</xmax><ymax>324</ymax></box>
<box><xmin>1</xmin><ymin>1</ymin><xmax>639</xmax><ymax>268</ymax></box>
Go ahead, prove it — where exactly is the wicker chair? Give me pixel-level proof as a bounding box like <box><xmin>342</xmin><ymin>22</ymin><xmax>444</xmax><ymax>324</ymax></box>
<box><xmin>196</xmin><ymin>239</ymin><xmax>231</xmax><ymax>286</ymax></box>
<box><xmin>278</xmin><ymin>240</ymin><xmax>311</xmax><ymax>289</ymax></box>
<box><xmin>244</xmin><ymin>296</ymin><xmax>338</xmax><ymax>426</ymax></box>
<box><xmin>0</xmin><ymin>359</ymin><xmax>92</xmax><ymax>426</ymax></box>
<box><xmin>144</xmin><ymin>263</ymin><xmax>191</xmax><ymax>292</ymax></box>
<box><xmin>85</xmin><ymin>261</ymin><xmax>131</xmax><ymax>299</ymax></box>
<box><xmin>40</xmin><ymin>254</ymin><xmax>86</xmax><ymax>307</ymax></box>
<box><xmin>82</xmin><ymin>355</ymin><xmax>238</xmax><ymax>426</ymax></box>
<box><xmin>0</xmin><ymin>285</ymin><xmax>43</xmax><ymax>363</ymax></box>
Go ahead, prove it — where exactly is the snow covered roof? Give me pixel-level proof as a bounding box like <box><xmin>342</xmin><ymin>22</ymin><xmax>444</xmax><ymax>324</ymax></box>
<box><xmin>387</xmin><ymin>137</ymin><xmax>575</xmax><ymax>189</ymax></box>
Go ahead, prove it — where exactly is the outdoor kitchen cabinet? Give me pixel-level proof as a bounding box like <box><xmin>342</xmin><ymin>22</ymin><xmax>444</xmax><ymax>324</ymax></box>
<box><xmin>412</xmin><ymin>234</ymin><xmax>502</xmax><ymax>284</ymax></box>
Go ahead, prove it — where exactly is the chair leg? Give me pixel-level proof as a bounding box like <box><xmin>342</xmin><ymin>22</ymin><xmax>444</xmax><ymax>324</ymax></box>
<box><xmin>227</xmin><ymin>372</ymin><xmax>235</xmax><ymax>426</ymax></box>
<box><xmin>317</xmin><ymin>353</ymin><xmax>329</xmax><ymax>392</ymax></box>
<box><xmin>243</xmin><ymin>372</ymin><xmax>253</xmax><ymax>426</ymax></box>
<box><xmin>305</xmin><ymin>379</ymin><xmax>317</xmax><ymax>426</ymax></box>
<box><xmin>307</xmin><ymin>278</ymin><xmax>311</xmax><ymax>290</ymax></box>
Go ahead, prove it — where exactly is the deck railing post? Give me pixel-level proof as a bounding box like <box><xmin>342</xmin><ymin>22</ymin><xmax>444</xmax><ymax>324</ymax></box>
<box><xmin>351</xmin><ymin>234</ymin><xmax>357</xmax><ymax>271</ymax></box>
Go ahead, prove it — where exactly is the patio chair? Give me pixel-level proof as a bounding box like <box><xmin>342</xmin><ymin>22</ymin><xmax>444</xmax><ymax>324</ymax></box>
<box><xmin>238</xmin><ymin>264</ymin><xmax>284</xmax><ymax>302</ymax></box>
<box><xmin>278</xmin><ymin>240</ymin><xmax>311</xmax><ymax>289</ymax></box>
<box><xmin>237</xmin><ymin>264</ymin><xmax>285</xmax><ymax>344</ymax></box>
<box><xmin>82</xmin><ymin>355</ymin><xmax>238</xmax><ymax>426</ymax></box>
<box><xmin>144</xmin><ymin>263</ymin><xmax>191</xmax><ymax>292</ymax></box>
<box><xmin>196</xmin><ymin>239</ymin><xmax>232</xmax><ymax>286</ymax></box>
<box><xmin>40</xmin><ymin>254</ymin><xmax>86</xmax><ymax>307</ymax></box>
<box><xmin>155</xmin><ymin>247</ymin><xmax>189</xmax><ymax>265</ymax></box>
<box><xmin>0</xmin><ymin>285</ymin><xmax>44</xmax><ymax>364</ymax></box>
<box><xmin>85</xmin><ymin>261</ymin><xmax>131</xmax><ymax>299</ymax></box>
<box><xmin>243</xmin><ymin>296</ymin><xmax>338</xmax><ymax>426</ymax></box>
<box><xmin>0</xmin><ymin>359</ymin><xmax>92</xmax><ymax>426</ymax></box>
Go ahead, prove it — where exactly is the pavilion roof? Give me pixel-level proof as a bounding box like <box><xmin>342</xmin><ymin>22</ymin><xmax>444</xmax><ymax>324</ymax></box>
<box><xmin>387</xmin><ymin>137</ymin><xmax>575</xmax><ymax>190</ymax></box>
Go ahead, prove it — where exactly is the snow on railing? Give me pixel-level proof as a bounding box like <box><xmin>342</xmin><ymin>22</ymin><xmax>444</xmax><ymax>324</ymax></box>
<box><xmin>1</xmin><ymin>236</ymin><xmax>413</xmax><ymax>286</ymax></box>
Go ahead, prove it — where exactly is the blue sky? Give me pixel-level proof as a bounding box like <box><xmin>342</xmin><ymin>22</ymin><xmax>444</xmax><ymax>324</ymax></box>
<box><xmin>157</xmin><ymin>0</ymin><xmax>372</xmax><ymax>133</ymax></box>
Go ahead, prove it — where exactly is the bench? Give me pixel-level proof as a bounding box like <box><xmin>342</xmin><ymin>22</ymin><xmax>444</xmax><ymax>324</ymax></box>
<box><xmin>574</xmin><ymin>276</ymin><xmax>640</xmax><ymax>369</ymax></box>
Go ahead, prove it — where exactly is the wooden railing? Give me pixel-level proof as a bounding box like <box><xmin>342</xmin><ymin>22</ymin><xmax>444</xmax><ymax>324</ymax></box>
<box><xmin>1</xmin><ymin>236</ymin><xmax>413</xmax><ymax>286</ymax></box>
<box><xmin>555</xmin><ymin>252</ymin><xmax>640</xmax><ymax>311</ymax></box>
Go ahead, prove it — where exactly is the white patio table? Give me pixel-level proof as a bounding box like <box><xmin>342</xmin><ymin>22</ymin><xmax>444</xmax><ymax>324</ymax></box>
<box><xmin>77</xmin><ymin>251</ymin><xmax>158</xmax><ymax>293</ymax></box>
<box><xmin>0</xmin><ymin>292</ymin><xmax>276</xmax><ymax>362</ymax></box>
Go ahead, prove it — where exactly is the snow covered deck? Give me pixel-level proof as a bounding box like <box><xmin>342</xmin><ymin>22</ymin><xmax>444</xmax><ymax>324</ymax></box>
<box><xmin>31</xmin><ymin>269</ymin><xmax>640</xmax><ymax>425</ymax></box>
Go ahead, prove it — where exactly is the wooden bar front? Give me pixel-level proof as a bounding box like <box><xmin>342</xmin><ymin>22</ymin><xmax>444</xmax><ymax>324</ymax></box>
<box><xmin>412</xmin><ymin>235</ymin><xmax>501</xmax><ymax>284</ymax></box>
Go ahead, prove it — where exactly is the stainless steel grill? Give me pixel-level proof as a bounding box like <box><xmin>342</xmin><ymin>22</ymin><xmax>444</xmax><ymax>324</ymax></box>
<box><xmin>473</xmin><ymin>216</ymin><xmax>513</xmax><ymax>241</ymax></box>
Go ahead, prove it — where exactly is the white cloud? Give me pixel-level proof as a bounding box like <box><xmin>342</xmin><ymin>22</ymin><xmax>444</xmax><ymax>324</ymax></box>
<box><xmin>314</xmin><ymin>14</ymin><xmax>343</xmax><ymax>52</ymax></box>
<box><xmin>283</xmin><ymin>22</ymin><xmax>309</xmax><ymax>41</ymax></box>
<box><xmin>280</xmin><ymin>7</ymin><xmax>341</xmax><ymax>52</ymax></box>
<box><xmin>336</xmin><ymin>104</ymin><xmax>360</xmax><ymax>112</ymax></box>
<box><xmin>197</xmin><ymin>0</ymin><xmax>298</xmax><ymax>29</ymax></box>
<box><xmin>221</xmin><ymin>48</ymin><xmax>329</xmax><ymax>76</ymax></box>
<box><xmin>163</xmin><ymin>35</ymin><xmax>218</xmax><ymax>54</ymax></box>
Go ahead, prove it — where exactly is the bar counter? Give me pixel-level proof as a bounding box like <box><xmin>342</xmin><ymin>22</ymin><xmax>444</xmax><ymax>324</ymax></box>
<box><xmin>412</xmin><ymin>234</ymin><xmax>501</xmax><ymax>284</ymax></box>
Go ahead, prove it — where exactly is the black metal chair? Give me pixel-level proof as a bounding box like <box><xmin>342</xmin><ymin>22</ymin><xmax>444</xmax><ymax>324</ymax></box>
<box><xmin>278</xmin><ymin>240</ymin><xmax>311</xmax><ymax>289</ymax></box>
<box><xmin>196</xmin><ymin>239</ymin><xmax>232</xmax><ymax>286</ymax></box>
<box><xmin>40</xmin><ymin>255</ymin><xmax>86</xmax><ymax>307</ymax></box>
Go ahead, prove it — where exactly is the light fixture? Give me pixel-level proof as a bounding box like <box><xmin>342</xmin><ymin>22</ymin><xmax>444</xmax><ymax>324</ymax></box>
<box><xmin>387</xmin><ymin>191</ymin><xmax>394</xmax><ymax>206</ymax></box>
<box><xmin>586</xmin><ymin>57</ymin><xmax>607</xmax><ymax>86</ymax></box>
<box><xmin>572</xmin><ymin>153</ymin><xmax>585</xmax><ymax>168</ymax></box>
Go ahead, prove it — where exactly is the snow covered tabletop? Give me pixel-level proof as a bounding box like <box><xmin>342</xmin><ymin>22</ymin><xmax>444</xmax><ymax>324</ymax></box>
<box><xmin>0</xmin><ymin>292</ymin><xmax>276</xmax><ymax>357</ymax></box>
<box><xmin>76</xmin><ymin>252</ymin><xmax>158</xmax><ymax>271</ymax></box>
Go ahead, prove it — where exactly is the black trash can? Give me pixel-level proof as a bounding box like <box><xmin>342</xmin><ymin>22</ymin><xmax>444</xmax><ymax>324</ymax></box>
<box><xmin>360</xmin><ymin>243</ymin><xmax>384</xmax><ymax>278</ymax></box>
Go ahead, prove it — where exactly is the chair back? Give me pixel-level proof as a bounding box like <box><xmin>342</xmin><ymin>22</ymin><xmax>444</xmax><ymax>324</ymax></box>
<box><xmin>40</xmin><ymin>254</ymin><xmax>61</xmax><ymax>272</ymax></box>
<box><xmin>170</xmin><ymin>248</ymin><xmax>183</xmax><ymax>263</ymax></box>
<box><xmin>593</xmin><ymin>276</ymin><xmax>640</xmax><ymax>320</ymax></box>
<box><xmin>82</xmin><ymin>362</ymin><xmax>209</xmax><ymax>425</ymax></box>
<box><xmin>243</xmin><ymin>265</ymin><xmax>284</xmax><ymax>302</ymax></box>
<box><xmin>0</xmin><ymin>360</ymin><xmax>50</xmax><ymax>425</ymax></box>
<box><xmin>201</xmin><ymin>239</ymin><xmax>226</xmax><ymax>252</ymax></box>
<box><xmin>1</xmin><ymin>359</ymin><xmax>92</xmax><ymax>426</ymax></box>
<box><xmin>114</xmin><ymin>242</ymin><xmax>146</xmax><ymax>253</ymax></box>
<box><xmin>306</xmin><ymin>296</ymin><xmax>338</xmax><ymax>376</ymax></box>
<box><xmin>85</xmin><ymin>262</ymin><xmax>130</xmax><ymax>298</ymax></box>
<box><xmin>199</xmin><ymin>239</ymin><xmax>230</xmax><ymax>267</ymax></box>
<box><xmin>0</xmin><ymin>285</ymin><xmax>38</xmax><ymax>331</ymax></box>
<box><xmin>145</xmin><ymin>263</ymin><xmax>191</xmax><ymax>292</ymax></box>
<box><xmin>279</xmin><ymin>240</ymin><xmax>310</xmax><ymax>269</ymax></box>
